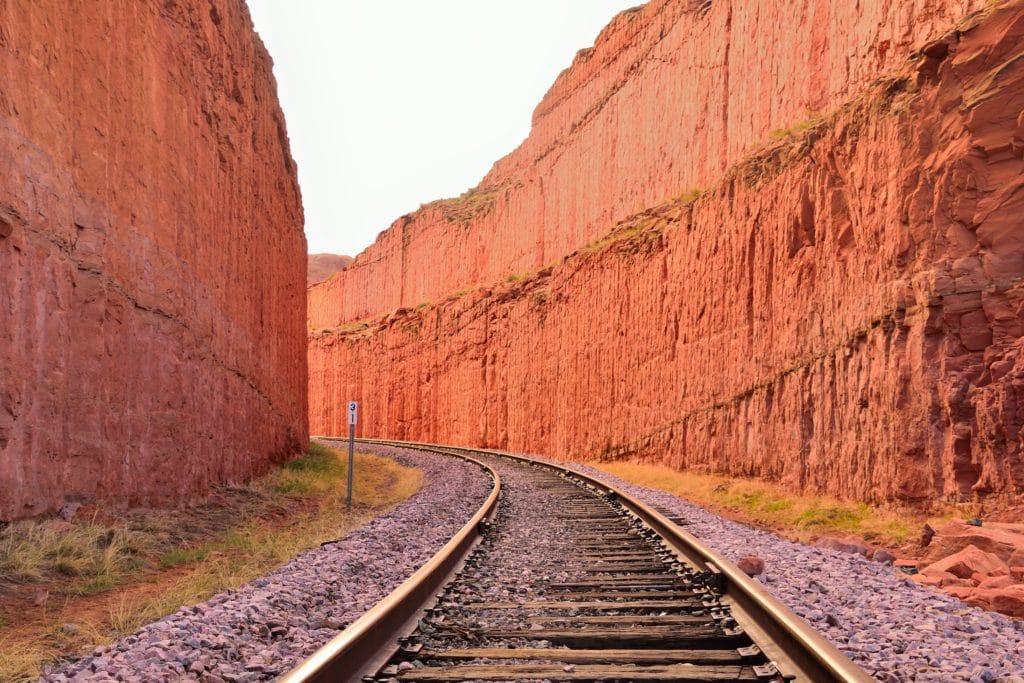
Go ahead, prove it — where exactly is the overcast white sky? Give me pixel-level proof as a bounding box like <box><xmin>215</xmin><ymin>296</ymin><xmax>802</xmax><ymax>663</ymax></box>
<box><xmin>245</xmin><ymin>1</ymin><xmax>641</xmax><ymax>257</ymax></box>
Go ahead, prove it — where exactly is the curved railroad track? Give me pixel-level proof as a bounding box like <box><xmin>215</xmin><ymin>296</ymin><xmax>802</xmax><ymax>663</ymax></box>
<box><xmin>282</xmin><ymin>439</ymin><xmax>872</xmax><ymax>683</ymax></box>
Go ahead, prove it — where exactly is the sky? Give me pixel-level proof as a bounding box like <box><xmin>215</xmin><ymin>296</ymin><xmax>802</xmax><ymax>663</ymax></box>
<box><xmin>245</xmin><ymin>0</ymin><xmax>642</xmax><ymax>257</ymax></box>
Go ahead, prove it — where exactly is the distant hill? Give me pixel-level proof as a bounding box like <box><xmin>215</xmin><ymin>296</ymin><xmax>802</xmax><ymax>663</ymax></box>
<box><xmin>307</xmin><ymin>253</ymin><xmax>353</xmax><ymax>286</ymax></box>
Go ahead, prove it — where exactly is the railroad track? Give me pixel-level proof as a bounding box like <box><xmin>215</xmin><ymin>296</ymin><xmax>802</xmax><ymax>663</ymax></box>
<box><xmin>283</xmin><ymin>439</ymin><xmax>872</xmax><ymax>683</ymax></box>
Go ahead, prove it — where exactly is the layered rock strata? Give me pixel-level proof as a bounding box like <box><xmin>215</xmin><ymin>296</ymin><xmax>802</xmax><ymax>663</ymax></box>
<box><xmin>310</xmin><ymin>1</ymin><xmax>1024</xmax><ymax>503</ymax></box>
<box><xmin>0</xmin><ymin>0</ymin><xmax>307</xmax><ymax>520</ymax></box>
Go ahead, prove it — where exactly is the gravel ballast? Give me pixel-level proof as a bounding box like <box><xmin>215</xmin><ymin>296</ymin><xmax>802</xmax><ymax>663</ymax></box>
<box><xmin>42</xmin><ymin>443</ymin><xmax>492</xmax><ymax>682</ymax></box>
<box><xmin>41</xmin><ymin>443</ymin><xmax>1024</xmax><ymax>682</ymax></box>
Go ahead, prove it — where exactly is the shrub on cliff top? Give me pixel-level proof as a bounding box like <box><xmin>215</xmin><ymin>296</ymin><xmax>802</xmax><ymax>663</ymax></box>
<box><xmin>768</xmin><ymin>114</ymin><xmax>823</xmax><ymax>142</ymax></box>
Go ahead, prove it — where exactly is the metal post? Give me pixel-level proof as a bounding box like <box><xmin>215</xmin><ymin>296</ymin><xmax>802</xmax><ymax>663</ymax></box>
<box><xmin>346</xmin><ymin>422</ymin><xmax>355</xmax><ymax>512</ymax></box>
<box><xmin>346</xmin><ymin>400</ymin><xmax>358</xmax><ymax>511</ymax></box>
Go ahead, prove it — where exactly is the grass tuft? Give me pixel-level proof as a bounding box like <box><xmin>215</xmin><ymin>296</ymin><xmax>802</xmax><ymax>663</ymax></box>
<box><xmin>75</xmin><ymin>575</ymin><xmax>116</xmax><ymax>596</ymax></box>
<box><xmin>769</xmin><ymin>114</ymin><xmax>823</xmax><ymax>142</ymax></box>
<box><xmin>272</xmin><ymin>443</ymin><xmax>344</xmax><ymax>495</ymax></box>
<box><xmin>156</xmin><ymin>548</ymin><xmax>209</xmax><ymax>569</ymax></box>
<box><xmin>437</xmin><ymin>187</ymin><xmax>499</xmax><ymax>224</ymax></box>
<box><xmin>448</xmin><ymin>286</ymin><xmax>475</xmax><ymax>299</ymax></box>
<box><xmin>678</xmin><ymin>186</ymin><xmax>705</xmax><ymax>203</ymax></box>
<box><xmin>0</xmin><ymin>648</ymin><xmax>40</xmax><ymax>683</ymax></box>
<box><xmin>584</xmin><ymin>221</ymin><xmax>652</xmax><ymax>254</ymax></box>
<box><xmin>53</xmin><ymin>560</ymin><xmax>81</xmax><ymax>577</ymax></box>
<box><xmin>0</xmin><ymin>520</ymin><xmax>142</xmax><ymax>589</ymax></box>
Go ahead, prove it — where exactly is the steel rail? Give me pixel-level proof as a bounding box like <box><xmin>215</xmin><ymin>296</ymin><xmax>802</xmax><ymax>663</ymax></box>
<box><xmin>353</xmin><ymin>438</ymin><xmax>873</xmax><ymax>683</ymax></box>
<box><xmin>279</xmin><ymin>442</ymin><xmax>501</xmax><ymax>683</ymax></box>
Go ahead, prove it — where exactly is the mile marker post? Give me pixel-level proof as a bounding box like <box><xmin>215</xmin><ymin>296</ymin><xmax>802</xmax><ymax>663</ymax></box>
<box><xmin>346</xmin><ymin>400</ymin><xmax>358</xmax><ymax>512</ymax></box>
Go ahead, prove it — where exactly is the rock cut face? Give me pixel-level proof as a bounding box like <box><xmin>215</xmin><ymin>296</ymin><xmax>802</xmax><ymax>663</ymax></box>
<box><xmin>0</xmin><ymin>0</ymin><xmax>308</xmax><ymax>520</ymax></box>
<box><xmin>309</xmin><ymin>0</ymin><xmax>1024</xmax><ymax>504</ymax></box>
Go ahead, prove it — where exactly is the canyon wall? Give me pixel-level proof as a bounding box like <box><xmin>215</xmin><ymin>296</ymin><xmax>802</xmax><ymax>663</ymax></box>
<box><xmin>310</xmin><ymin>0</ymin><xmax>1024</xmax><ymax>503</ymax></box>
<box><xmin>0</xmin><ymin>0</ymin><xmax>308</xmax><ymax>520</ymax></box>
<box><xmin>309</xmin><ymin>0</ymin><xmax>992</xmax><ymax>329</ymax></box>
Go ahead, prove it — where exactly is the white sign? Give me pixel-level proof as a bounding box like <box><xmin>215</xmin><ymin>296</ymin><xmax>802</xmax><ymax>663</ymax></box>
<box><xmin>347</xmin><ymin>400</ymin><xmax>358</xmax><ymax>425</ymax></box>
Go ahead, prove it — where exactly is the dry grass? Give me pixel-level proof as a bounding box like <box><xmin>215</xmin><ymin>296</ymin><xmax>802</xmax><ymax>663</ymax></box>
<box><xmin>342</xmin><ymin>320</ymin><xmax>373</xmax><ymax>334</ymax></box>
<box><xmin>591</xmin><ymin>461</ymin><xmax>955</xmax><ymax>548</ymax></box>
<box><xmin>768</xmin><ymin>114</ymin><xmax>824</xmax><ymax>142</ymax></box>
<box><xmin>437</xmin><ymin>187</ymin><xmax>499</xmax><ymax>224</ymax></box>
<box><xmin>448</xmin><ymin>286</ymin><xmax>476</xmax><ymax>300</ymax></box>
<box><xmin>582</xmin><ymin>216</ymin><xmax>664</xmax><ymax>255</ymax></box>
<box><xmin>0</xmin><ymin>518</ymin><xmax>146</xmax><ymax>596</ymax></box>
<box><xmin>676</xmin><ymin>186</ymin><xmax>706</xmax><ymax>204</ymax></box>
<box><xmin>0</xmin><ymin>442</ymin><xmax>422</xmax><ymax>682</ymax></box>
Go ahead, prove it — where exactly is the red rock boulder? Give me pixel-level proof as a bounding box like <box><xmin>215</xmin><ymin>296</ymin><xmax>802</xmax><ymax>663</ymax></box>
<box><xmin>946</xmin><ymin>585</ymin><xmax>975</xmax><ymax>600</ymax></box>
<box><xmin>813</xmin><ymin>537</ymin><xmax>871</xmax><ymax>557</ymax></box>
<box><xmin>966</xmin><ymin>585</ymin><xmax>1024</xmax><ymax>619</ymax></box>
<box><xmin>873</xmin><ymin>550</ymin><xmax>897</xmax><ymax>564</ymax></box>
<box><xmin>923</xmin><ymin>520</ymin><xmax>1024</xmax><ymax>564</ymax></box>
<box><xmin>976</xmin><ymin>575</ymin><xmax>1015</xmax><ymax>591</ymax></box>
<box><xmin>919</xmin><ymin>544</ymin><xmax>1008</xmax><ymax>580</ymax></box>
<box><xmin>737</xmin><ymin>556</ymin><xmax>766</xmax><ymax>577</ymax></box>
<box><xmin>912</xmin><ymin>571</ymin><xmax>958</xmax><ymax>587</ymax></box>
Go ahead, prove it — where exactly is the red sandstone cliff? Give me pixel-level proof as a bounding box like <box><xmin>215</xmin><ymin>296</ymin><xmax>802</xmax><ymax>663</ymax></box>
<box><xmin>0</xmin><ymin>0</ymin><xmax>308</xmax><ymax>520</ymax></box>
<box><xmin>310</xmin><ymin>0</ymin><xmax>1024</xmax><ymax>504</ymax></box>
<box><xmin>308</xmin><ymin>0</ymin><xmax>993</xmax><ymax>329</ymax></box>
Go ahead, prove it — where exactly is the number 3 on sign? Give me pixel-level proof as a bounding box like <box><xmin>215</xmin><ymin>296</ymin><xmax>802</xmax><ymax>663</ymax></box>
<box><xmin>347</xmin><ymin>401</ymin><xmax>358</xmax><ymax>425</ymax></box>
